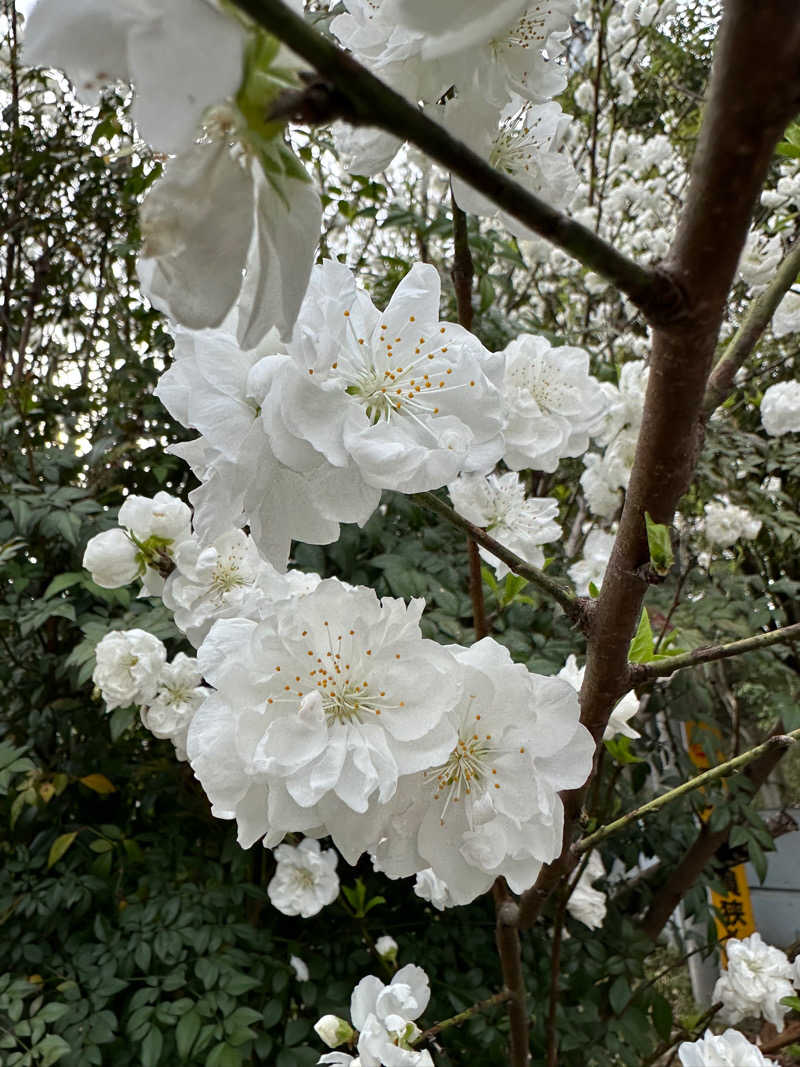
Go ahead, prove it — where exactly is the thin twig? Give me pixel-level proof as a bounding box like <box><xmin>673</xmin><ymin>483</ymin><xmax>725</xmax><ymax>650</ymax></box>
<box><xmin>492</xmin><ymin>881</ymin><xmax>530</xmax><ymax>1067</ymax></box>
<box><xmin>416</xmin><ymin>989</ymin><xmax>512</xmax><ymax>1044</ymax></box>
<box><xmin>411</xmin><ymin>491</ymin><xmax>588</xmax><ymax>630</ymax></box>
<box><xmin>704</xmin><ymin>235</ymin><xmax>800</xmax><ymax>414</ymax></box>
<box><xmin>573</xmin><ymin>727</ymin><xmax>800</xmax><ymax>854</ymax></box>
<box><xmin>629</xmin><ymin>621</ymin><xmax>800</xmax><ymax>684</ymax></box>
<box><xmin>231</xmin><ymin>0</ymin><xmax>684</xmax><ymax>324</ymax></box>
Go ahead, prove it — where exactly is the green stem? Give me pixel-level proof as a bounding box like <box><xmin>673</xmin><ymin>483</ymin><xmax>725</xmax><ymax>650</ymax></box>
<box><xmin>574</xmin><ymin>727</ymin><xmax>800</xmax><ymax>854</ymax></box>
<box><xmin>629</xmin><ymin>621</ymin><xmax>800</xmax><ymax>684</ymax></box>
<box><xmin>416</xmin><ymin>990</ymin><xmax>512</xmax><ymax>1043</ymax></box>
<box><xmin>704</xmin><ymin>235</ymin><xmax>800</xmax><ymax>414</ymax></box>
<box><xmin>231</xmin><ymin>0</ymin><xmax>683</xmax><ymax>324</ymax></box>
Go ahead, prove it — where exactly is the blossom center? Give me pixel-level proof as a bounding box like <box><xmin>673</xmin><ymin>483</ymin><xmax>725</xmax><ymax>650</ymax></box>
<box><xmin>428</xmin><ymin>707</ymin><xmax>502</xmax><ymax>826</ymax></box>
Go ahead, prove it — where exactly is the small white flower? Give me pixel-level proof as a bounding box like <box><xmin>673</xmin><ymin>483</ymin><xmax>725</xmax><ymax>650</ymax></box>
<box><xmin>267</xmin><ymin>838</ymin><xmax>340</xmax><ymax>918</ymax></box>
<box><xmin>704</xmin><ymin>501</ymin><xmax>762</xmax><ymax>548</ymax></box>
<box><xmin>140</xmin><ymin>653</ymin><xmax>206</xmax><ymax>759</ymax></box>
<box><xmin>349</xmin><ymin>965</ymin><xmax>433</xmax><ymax>1067</ymax></box>
<box><xmin>413</xmin><ymin>869</ymin><xmax>452</xmax><ymax>911</ymax></box>
<box><xmin>290</xmin><ymin>955</ymin><xmax>310</xmax><ymax>983</ymax></box>
<box><xmin>772</xmin><ymin>290</ymin><xmax>800</xmax><ymax>337</ymax></box>
<box><xmin>761</xmin><ymin>380</ymin><xmax>800</xmax><ymax>436</ymax></box>
<box><xmin>713</xmin><ymin>933</ymin><xmax>796</xmax><ymax>1032</ymax></box>
<box><xmin>502</xmin><ymin>334</ymin><xmax>608</xmax><ymax>473</ymax></box>
<box><xmin>566</xmin><ymin>851</ymin><xmax>607</xmax><ymax>929</ymax></box>
<box><xmin>93</xmin><ymin>629</ymin><xmax>167</xmax><ymax>711</ymax></box>
<box><xmin>567</xmin><ymin>529</ymin><xmax>615</xmax><ymax>596</ymax></box>
<box><xmin>448</xmin><ymin>472</ymin><xmax>560</xmax><ymax>579</ymax></box>
<box><xmin>83</xmin><ymin>528</ymin><xmax>140</xmax><ymax>589</ymax></box>
<box><xmin>557</xmin><ymin>654</ymin><xmax>640</xmax><ymax>741</ymax></box>
<box><xmin>678</xmin><ymin>1028</ymin><xmax>777</xmax><ymax>1066</ymax></box>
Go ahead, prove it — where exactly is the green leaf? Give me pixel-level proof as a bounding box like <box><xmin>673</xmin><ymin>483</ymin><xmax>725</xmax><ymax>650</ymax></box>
<box><xmin>608</xmin><ymin>975</ymin><xmax>630</xmax><ymax>1015</ymax></box>
<box><xmin>42</xmin><ymin>572</ymin><xmax>84</xmax><ymax>599</ymax></box>
<box><xmin>644</xmin><ymin>512</ymin><xmax>674</xmax><ymax>576</ymax></box>
<box><xmin>628</xmin><ymin>608</ymin><xmax>655</xmax><ymax>664</ymax></box>
<box><xmin>48</xmin><ymin>831</ymin><xmax>78</xmax><ymax>868</ymax></box>
<box><xmin>780</xmin><ymin>995</ymin><xmax>800</xmax><ymax>1011</ymax></box>
<box><xmin>176</xmin><ymin>1010</ymin><xmax>202</xmax><ymax>1059</ymax></box>
<box><xmin>141</xmin><ymin>1026</ymin><xmax>163</xmax><ymax>1067</ymax></box>
<box><xmin>604</xmin><ymin>736</ymin><xmax>643</xmax><ymax>765</ymax></box>
<box><xmin>651</xmin><ymin>994</ymin><xmax>673</xmax><ymax>1041</ymax></box>
<box><xmin>262</xmin><ymin>1001</ymin><xmax>283</xmax><ymax>1029</ymax></box>
<box><xmin>38</xmin><ymin>1035</ymin><xmax>71</xmax><ymax>1067</ymax></box>
<box><xmin>748</xmin><ymin>837</ymin><xmax>768</xmax><ymax>883</ymax></box>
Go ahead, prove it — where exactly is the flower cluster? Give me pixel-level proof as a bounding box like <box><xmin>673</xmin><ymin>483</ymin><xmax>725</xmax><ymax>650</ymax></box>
<box><xmin>315</xmin><ymin>965</ymin><xmax>434</xmax><ymax>1067</ymax></box>
<box><xmin>678</xmin><ymin>1029</ymin><xmax>776</xmax><ymax>1067</ymax></box>
<box><xmin>712</xmin><ymin>933</ymin><xmax>799</xmax><ymax>1033</ymax></box>
<box><xmin>703</xmin><ymin>501</ymin><xmax>762</xmax><ymax>549</ymax></box>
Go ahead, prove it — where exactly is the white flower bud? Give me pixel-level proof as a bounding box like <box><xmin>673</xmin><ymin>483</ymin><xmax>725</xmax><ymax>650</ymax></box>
<box><xmin>290</xmin><ymin>955</ymin><xmax>310</xmax><ymax>982</ymax></box>
<box><xmin>375</xmin><ymin>936</ymin><xmax>398</xmax><ymax>961</ymax></box>
<box><xmin>83</xmin><ymin>529</ymin><xmax>140</xmax><ymax>588</ymax></box>
<box><xmin>314</xmin><ymin>1015</ymin><xmax>354</xmax><ymax>1049</ymax></box>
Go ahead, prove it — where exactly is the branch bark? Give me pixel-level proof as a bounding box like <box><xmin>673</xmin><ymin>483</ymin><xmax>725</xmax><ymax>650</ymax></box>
<box><xmin>641</xmin><ymin>719</ymin><xmax>789</xmax><ymax>940</ymax></box>
<box><xmin>573</xmin><ymin>728</ymin><xmax>800</xmax><ymax>855</ymax></box>
<box><xmin>231</xmin><ymin>0</ymin><xmax>684</xmax><ymax>323</ymax></box>
<box><xmin>520</xmin><ymin>0</ymin><xmax>800</xmax><ymax>930</ymax></box>
<box><xmin>629</xmin><ymin>621</ymin><xmax>800</xmax><ymax>685</ymax></box>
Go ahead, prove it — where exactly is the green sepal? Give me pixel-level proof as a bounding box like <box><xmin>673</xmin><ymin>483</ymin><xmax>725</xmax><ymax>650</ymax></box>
<box><xmin>644</xmin><ymin>511</ymin><xmax>674</xmax><ymax>576</ymax></box>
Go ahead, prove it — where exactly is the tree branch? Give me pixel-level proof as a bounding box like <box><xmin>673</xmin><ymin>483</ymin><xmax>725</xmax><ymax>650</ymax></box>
<box><xmin>411</xmin><ymin>491</ymin><xmax>588</xmax><ymax>630</ymax></box>
<box><xmin>416</xmin><ymin>989</ymin><xmax>512</xmax><ymax>1044</ymax></box>
<box><xmin>703</xmin><ymin>236</ymin><xmax>800</xmax><ymax>414</ymax></box>
<box><xmin>629</xmin><ymin>621</ymin><xmax>800</xmax><ymax>684</ymax></box>
<box><xmin>641</xmin><ymin>719</ymin><xmax>789</xmax><ymax>940</ymax></box>
<box><xmin>519</xmin><ymin>0</ymin><xmax>800</xmax><ymax>932</ymax></box>
<box><xmin>492</xmin><ymin>882</ymin><xmax>530</xmax><ymax>1067</ymax></box>
<box><xmin>231</xmin><ymin>0</ymin><xmax>683</xmax><ymax>324</ymax></box>
<box><xmin>573</xmin><ymin>728</ymin><xmax>800</xmax><ymax>855</ymax></box>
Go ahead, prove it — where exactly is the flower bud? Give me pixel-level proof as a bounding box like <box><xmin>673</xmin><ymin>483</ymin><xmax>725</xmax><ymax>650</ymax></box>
<box><xmin>375</xmin><ymin>936</ymin><xmax>398</xmax><ymax>963</ymax></box>
<box><xmin>83</xmin><ymin>529</ymin><xmax>140</xmax><ymax>588</ymax></box>
<box><xmin>314</xmin><ymin>1015</ymin><xmax>354</xmax><ymax>1049</ymax></box>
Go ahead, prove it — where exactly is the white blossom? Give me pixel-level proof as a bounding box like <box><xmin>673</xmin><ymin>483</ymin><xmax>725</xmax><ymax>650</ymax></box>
<box><xmin>447</xmin><ymin>97</ymin><xmax>576</xmax><ymax>236</ymax></box>
<box><xmin>290</xmin><ymin>955</ymin><xmax>310</xmax><ymax>982</ymax></box>
<box><xmin>188</xmin><ymin>579</ymin><xmax>460</xmax><ymax>855</ymax></box>
<box><xmin>713</xmin><ymin>933</ymin><xmax>796</xmax><ymax>1032</ymax></box>
<box><xmin>138</xmin><ymin>128</ymin><xmax>322</xmax><ymax>348</ymax></box>
<box><xmin>678</xmin><ymin>1029</ymin><xmax>776</xmax><ymax>1066</ymax></box>
<box><xmin>448</xmin><ymin>472</ymin><xmax>560</xmax><ymax>578</ymax></box>
<box><xmin>267</xmin><ymin>838</ymin><xmax>340</xmax><ymax>918</ymax></box>
<box><xmin>413</xmin><ymin>869</ymin><xmax>452</xmax><ymax>911</ymax></box>
<box><xmin>372</xmin><ymin>638</ymin><xmax>594</xmax><ymax>904</ymax></box>
<box><xmin>760</xmin><ymin>380</ymin><xmax>800</xmax><ymax>437</ymax></box>
<box><xmin>704</xmin><ymin>501</ymin><xmax>762</xmax><ymax>548</ymax></box>
<box><xmin>118</xmin><ymin>491</ymin><xmax>192</xmax><ymax>545</ymax></box>
<box><xmin>566</xmin><ymin>851</ymin><xmax>607</xmax><ymax>929</ymax></box>
<box><xmin>260</xmin><ymin>260</ymin><xmax>505</xmax><ymax>494</ymax></box>
<box><xmin>502</xmin><ymin>334</ymin><xmax>608</xmax><ymax>473</ymax></box>
<box><xmin>140</xmin><ymin>653</ymin><xmax>206</xmax><ymax>760</ymax></box>
<box><xmin>23</xmin><ymin>0</ymin><xmax>246</xmax><ymax>154</ymax></box>
<box><xmin>772</xmin><ymin>290</ymin><xmax>800</xmax><ymax>337</ymax></box>
<box><xmin>83</xmin><ymin>528</ymin><xmax>140</xmax><ymax>589</ymax></box>
<box><xmin>93</xmin><ymin>629</ymin><xmax>167</xmax><ymax>711</ymax></box>
<box><xmin>348</xmin><ymin>965</ymin><xmax>434</xmax><ymax>1067</ymax></box>
<box><xmin>558</xmin><ymin>654</ymin><xmax>640</xmax><ymax>741</ymax></box>
<box><xmin>156</xmin><ymin>326</ymin><xmax>380</xmax><ymax>570</ymax></box>
<box><xmin>567</xmin><ymin>529</ymin><xmax>615</xmax><ymax>596</ymax></box>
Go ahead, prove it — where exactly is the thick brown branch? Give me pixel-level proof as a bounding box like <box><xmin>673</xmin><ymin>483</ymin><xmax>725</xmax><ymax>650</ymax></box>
<box><xmin>492</xmin><ymin>881</ymin><xmax>530</xmax><ymax>1067</ymax></box>
<box><xmin>520</xmin><ymin>1</ymin><xmax>800</xmax><ymax>931</ymax></box>
<box><xmin>629</xmin><ymin>621</ymin><xmax>800</xmax><ymax>685</ymax></box>
<box><xmin>232</xmin><ymin>0</ymin><xmax>681</xmax><ymax>322</ymax></box>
